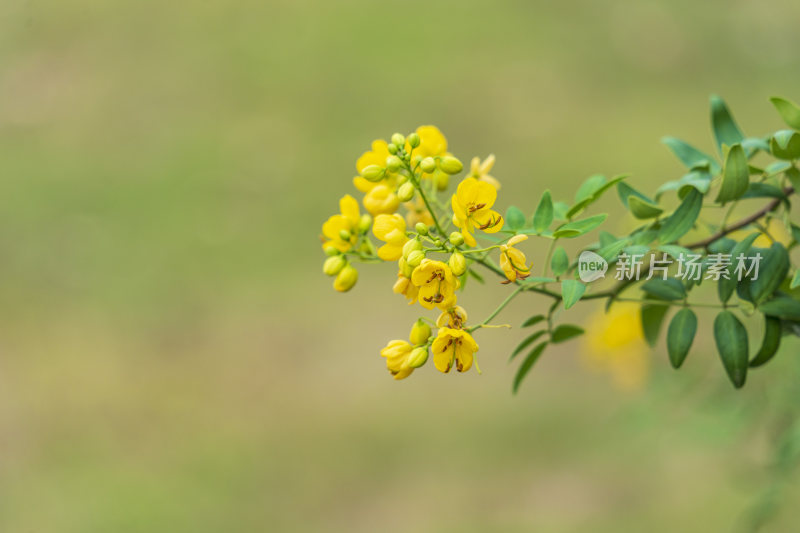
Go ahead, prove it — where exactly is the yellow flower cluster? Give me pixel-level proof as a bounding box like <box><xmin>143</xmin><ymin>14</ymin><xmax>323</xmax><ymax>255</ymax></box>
<box><xmin>321</xmin><ymin>125</ymin><xmax>536</xmax><ymax>380</ymax></box>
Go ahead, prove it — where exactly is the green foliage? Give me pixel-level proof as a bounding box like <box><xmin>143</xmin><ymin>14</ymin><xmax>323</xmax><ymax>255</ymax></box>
<box><xmin>561</xmin><ymin>280</ymin><xmax>585</xmax><ymax>309</ymax></box>
<box><xmin>667</xmin><ymin>308</ymin><xmax>697</xmax><ymax>369</ymax></box>
<box><xmin>714</xmin><ymin>311</ymin><xmax>749</xmax><ymax>388</ymax></box>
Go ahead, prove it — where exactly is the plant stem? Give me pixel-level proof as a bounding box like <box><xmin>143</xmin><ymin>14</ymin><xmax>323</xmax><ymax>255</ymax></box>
<box><xmin>469</xmin><ymin>285</ymin><xmax>525</xmax><ymax>331</ymax></box>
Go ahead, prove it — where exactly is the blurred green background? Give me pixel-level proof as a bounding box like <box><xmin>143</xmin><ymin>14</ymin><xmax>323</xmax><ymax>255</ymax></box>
<box><xmin>2</xmin><ymin>0</ymin><xmax>800</xmax><ymax>531</ymax></box>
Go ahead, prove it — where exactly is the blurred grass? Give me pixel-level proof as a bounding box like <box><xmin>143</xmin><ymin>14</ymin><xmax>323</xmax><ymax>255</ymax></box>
<box><xmin>1</xmin><ymin>0</ymin><xmax>800</xmax><ymax>531</ymax></box>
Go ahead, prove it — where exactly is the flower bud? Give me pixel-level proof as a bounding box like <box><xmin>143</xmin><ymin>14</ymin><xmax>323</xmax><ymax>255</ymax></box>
<box><xmin>439</xmin><ymin>156</ymin><xmax>463</xmax><ymax>174</ymax></box>
<box><xmin>410</xmin><ymin>319</ymin><xmax>432</xmax><ymax>345</ymax></box>
<box><xmin>386</xmin><ymin>155</ymin><xmax>402</xmax><ymax>172</ymax></box>
<box><xmin>415</xmin><ymin>222</ymin><xmax>429</xmax><ymax>236</ymax></box>
<box><xmin>407</xmin><ymin>132</ymin><xmax>420</xmax><ymax>148</ymax></box>
<box><xmin>361</xmin><ymin>164</ymin><xmax>385</xmax><ymax>182</ymax></box>
<box><xmin>402</xmin><ymin>238</ymin><xmax>423</xmax><ymax>259</ymax></box>
<box><xmin>420</xmin><ymin>157</ymin><xmax>436</xmax><ymax>173</ymax></box>
<box><xmin>323</xmin><ymin>255</ymin><xmax>346</xmax><ymax>276</ymax></box>
<box><xmin>339</xmin><ymin>229</ymin><xmax>351</xmax><ymax>241</ymax></box>
<box><xmin>449</xmin><ymin>252</ymin><xmax>467</xmax><ymax>276</ymax></box>
<box><xmin>406</xmin><ymin>249</ymin><xmax>424</xmax><ymax>267</ymax></box>
<box><xmin>399</xmin><ymin>257</ymin><xmax>414</xmax><ymax>278</ymax></box>
<box><xmin>396</xmin><ymin>181</ymin><xmax>415</xmax><ymax>202</ymax></box>
<box><xmin>391</xmin><ymin>133</ymin><xmax>405</xmax><ymax>147</ymax></box>
<box><xmin>325</xmin><ymin>246</ymin><xmax>341</xmax><ymax>257</ymax></box>
<box><xmin>387</xmin><ymin>143</ymin><xmax>398</xmax><ymax>155</ymax></box>
<box><xmin>408</xmin><ymin>347</ymin><xmax>429</xmax><ymax>368</ymax></box>
<box><xmin>333</xmin><ymin>265</ymin><xmax>358</xmax><ymax>292</ymax></box>
<box><xmin>358</xmin><ymin>213</ymin><xmax>372</xmax><ymax>233</ymax></box>
<box><xmin>449</xmin><ymin>231</ymin><xmax>465</xmax><ymax>246</ymax></box>
<box><xmin>435</xmin><ymin>172</ymin><xmax>449</xmax><ymax>191</ymax></box>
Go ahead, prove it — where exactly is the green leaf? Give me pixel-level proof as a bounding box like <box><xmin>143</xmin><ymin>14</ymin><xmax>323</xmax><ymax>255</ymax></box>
<box><xmin>659</xmin><ymin>188</ymin><xmax>703</xmax><ymax>244</ymax></box>
<box><xmin>716</xmin><ymin>144</ymin><xmax>749</xmax><ymax>204</ymax></box>
<box><xmin>787</xmin><ymin>167</ymin><xmax>800</xmax><ymax>193</ymax></box>
<box><xmin>770</xmin><ymin>130</ymin><xmax>800</xmax><ymax>160</ymax></box>
<box><xmin>550</xmin><ymin>247</ymin><xmax>568</xmax><ymax>277</ymax></box>
<box><xmin>598</xmin><ymin>238</ymin><xmax>631</xmax><ymax>262</ymax></box>
<box><xmin>749</xmin><ymin>243</ymin><xmax>790</xmax><ymax>304</ymax></box>
<box><xmin>561</xmin><ymin>280</ymin><xmax>586</xmax><ymax>310</ymax></box>
<box><xmin>641</xmin><ymin>304</ymin><xmax>669</xmax><ymax>347</ymax></box>
<box><xmin>553</xmin><ymin>214</ymin><xmax>608</xmax><ymax>238</ymax></box>
<box><xmin>667</xmin><ymin>308</ymin><xmax>697</xmax><ymax>369</ymax></box>
<box><xmin>509</xmin><ymin>331</ymin><xmax>547</xmax><ymax>361</ymax></box>
<box><xmin>770</xmin><ymin>96</ymin><xmax>800</xmax><ymax>130</ymax></box>
<box><xmin>505</xmin><ymin>205</ymin><xmax>525</xmax><ymax>231</ymax></box>
<box><xmin>758</xmin><ymin>296</ymin><xmax>800</xmax><ymax>321</ymax></box>
<box><xmin>718</xmin><ymin>233</ymin><xmax>759</xmax><ymax>303</ymax></box>
<box><xmin>658</xmin><ymin>244</ymin><xmax>692</xmax><ymax>260</ymax></box>
<box><xmin>574</xmin><ymin>174</ymin><xmax>606</xmax><ymax>204</ymax></box>
<box><xmin>598</xmin><ymin>230</ymin><xmax>617</xmax><ymax>248</ymax></box>
<box><xmin>551</xmin><ymin>324</ymin><xmax>584</xmax><ymax>343</ymax></box>
<box><xmin>656</xmin><ymin>170</ymin><xmax>712</xmax><ymax>200</ymax></box>
<box><xmin>552</xmin><ymin>202</ymin><xmax>569</xmax><ymax>221</ymax></box>
<box><xmin>741</xmin><ymin>182</ymin><xmax>787</xmax><ymax>200</ymax></box>
<box><xmin>567</xmin><ymin>175</ymin><xmax>628</xmax><ymax>219</ymax></box>
<box><xmin>532</xmin><ymin>190</ymin><xmax>553</xmax><ymax>233</ymax></box>
<box><xmin>512</xmin><ymin>342</ymin><xmax>548</xmax><ymax>394</ymax></box>
<box><xmin>628</xmin><ymin>195</ymin><xmax>663</xmax><ymax>219</ymax></box>
<box><xmin>713</xmin><ymin>310</ymin><xmax>749</xmax><ymax>388</ymax></box>
<box><xmin>661</xmin><ymin>136</ymin><xmax>720</xmax><ymax>174</ymax></box>
<box><xmin>750</xmin><ymin>316</ymin><xmax>781</xmax><ymax>368</ymax></box>
<box><xmin>791</xmin><ymin>270</ymin><xmax>800</xmax><ymax>290</ymax></box>
<box><xmin>764</xmin><ymin>160</ymin><xmax>792</xmax><ymax>177</ymax></box>
<box><xmin>642</xmin><ymin>278</ymin><xmax>686</xmax><ymax>301</ymax></box>
<box><xmin>710</xmin><ymin>95</ymin><xmax>745</xmax><ymax>155</ymax></box>
<box><xmin>522</xmin><ymin>315</ymin><xmax>546</xmax><ymax>328</ymax></box>
<box><xmin>617</xmin><ymin>182</ymin><xmax>652</xmax><ymax>208</ymax></box>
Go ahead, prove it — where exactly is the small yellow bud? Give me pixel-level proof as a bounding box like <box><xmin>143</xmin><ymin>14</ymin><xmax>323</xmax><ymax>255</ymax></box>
<box><xmin>402</xmin><ymin>238</ymin><xmax>423</xmax><ymax>259</ymax></box>
<box><xmin>449</xmin><ymin>252</ymin><xmax>467</xmax><ymax>276</ymax></box>
<box><xmin>361</xmin><ymin>164</ymin><xmax>385</xmax><ymax>182</ymax></box>
<box><xmin>397</xmin><ymin>181</ymin><xmax>415</xmax><ymax>202</ymax></box>
<box><xmin>387</xmin><ymin>143</ymin><xmax>399</xmax><ymax>155</ymax></box>
<box><xmin>358</xmin><ymin>213</ymin><xmax>372</xmax><ymax>233</ymax></box>
<box><xmin>338</xmin><ymin>228</ymin><xmax>351</xmax><ymax>241</ymax></box>
<box><xmin>435</xmin><ymin>172</ymin><xmax>449</xmax><ymax>191</ymax></box>
<box><xmin>323</xmin><ymin>255</ymin><xmax>346</xmax><ymax>276</ymax></box>
<box><xmin>420</xmin><ymin>157</ymin><xmax>436</xmax><ymax>173</ymax></box>
<box><xmin>406</xmin><ymin>249</ymin><xmax>424</xmax><ymax>267</ymax></box>
<box><xmin>410</xmin><ymin>319</ymin><xmax>432</xmax><ymax>345</ymax></box>
<box><xmin>439</xmin><ymin>156</ymin><xmax>463</xmax><ymax>174</ymax></box>
<box><xmin>408</xmin><ymin>347</ymin><xmax>429</xmax><ymax>368</ymax></box>
<box><xmin>386</xmin><ymin>155</ymin><xmax>402</xmax><ymax>172</ymax></box>
<box><xmin>333</xmin><ymin>265</ymin><xmax>358</xmax><ymax>292</ymax></box>
<box><xmin>391</xmin><ymin>133</ymin><xmax>405</xmax><ymax>147</ymax></box>
<box><xmin>415</xmin><ymin>222</ymin><xmax>429</xmax><ymax>236</ymax></box>
<box><xmin>449</xmin><ymin>232</ymin><xmax>465</xmax><ymax>246</ymax></box>
<box><xmin>399</xmin><ymin>257</ymin><xmax>414</xmax><ymax>278</ymax></box>
<box><xmin>325</xmin><ymin>246</ymin><xmax>341</xmax><ymax>257</ymax></box>
<box><xmin>407</xmin><ymin>132</ymin><xmax>420</xmax><ymax>148</ymax></box>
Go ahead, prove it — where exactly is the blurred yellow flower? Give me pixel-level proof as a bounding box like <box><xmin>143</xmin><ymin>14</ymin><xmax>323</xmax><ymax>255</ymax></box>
<box><xmin>372</xmin><ymin>214</ymin><xmax>409</xmax><ymax>261</ymax></box>
<box><xmin>356</xmin><ymin>139</ymin><xmax>392</xmax><ymax>174</ymax></box>
<box><xmin>411</xmin><ymin>259</ymin><xmax>459</xmax><ymax>310</ymax></box>
<box><xmin>499</xmin><ymin>234</ymin><xmax>531</xmax><ymax>282</ymax></box>
<box><xmin>432</xmin><ymin>327</ymin><xmax>478</xmax><ymax>373</ymax></box>
<box><xmin>362</xmin><ymin>183</ymin><xmax>400</xmax><ymax>216</ymax></box>
<box><xmin>404</xmin><ymin>196</ymin><xmax>435</xmax><ymax>227</ymax></box>
<box><xmin>451</xmin><ymin>177</ymin><xmax>504</xmax><ymax>246</ymax></box>
<box><xmin>729</xmin><ymin>218</ymin><xmax>792</xmax><ymax>248</ymax></box>
<box><xmin>582</xmin><ymin>303</ymin><xmax>649</xmax><ymax>390</ymax></box>
<box><xmin>321</xmin><ymin>194</ymin><xmax>360</xmax><ymax>253</ymax></box>
<box><xmin>393</xmin><ymin>273</ymin><xmax>419</xmax><ymax>304</ymax></box>
<box><xmin>380</xmin><ymin>339</ymin><xmax>414</xmax><ymax>380</ymax></box>
<box><xmin>468</xmin><ymin>154</ymin><xmax>500</xmax><ymax>189</ymax></box>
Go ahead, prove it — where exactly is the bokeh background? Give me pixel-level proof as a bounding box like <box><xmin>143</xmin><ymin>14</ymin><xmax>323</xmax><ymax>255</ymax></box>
<box><xmin>2</xmin><ymin>0</ymin><xmax>800</xmax><ymax>531</ymax></box>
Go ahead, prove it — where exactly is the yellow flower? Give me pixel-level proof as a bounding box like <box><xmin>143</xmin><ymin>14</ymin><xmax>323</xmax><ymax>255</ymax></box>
<box><xmin>411</xmin><ymin>259</ymin><xmax>459</xmax><ymax>310</ymax></box>
<box><xmin>436</xmin><ymin>306</ymin><xmax>468</xmax><ymax>329</ymax></box>
<box><xmin>582</xmin><ymin>303</ymin><xmax>649</xmax><ymax>390</ymax></box>
<box><xmin>321</xmin><ymin>194</ymin><xmax>360</xmax><ymax>253</ymax></box>
<box><xmin>404</xmin><ymin>196</ymin><xmax>435</xmax><ymax>227</ymax></box>
<box><xmin>499</xmin><ymin>235</ymin><xmax>531</xmax><ymax>282</ymax></box>
<box><xmin>380</xmin><ymin>340</ymin><xmax>414</xmax><ymax>380</ymax></box>
<box><xmin>451</xmin><ymin>177</ymin><xmax>504</xmax><ymax>247</ymax></box>
<box><xmin>468</xmin><ymin>154</ymin><xmax>501</xmax><ymax>189</ymax></box>
<box><xmin>372</xmin><ymin>214</ymin><xmax>409</xmax><ymax>261</ymax></box>
<box><xmin>363</xmin><ymin>183</ymin><xmax>400</xmax><ymax>216</ymax></box>
<box><xmin>432</xmin><ymin>327</ymin><xmax>478</xmax><ymax>373</ymax></box>
<box><xmin>392</xmin><ymin>273</ymin><xmax>419</xmax><ymax>304</ymax></box>
<box><xmin>408</xmin><ymin>125</ymin><xmax>447</xmax><ymax>159</ymax></box>
<box><xmin>333</xmin><ymin>264</ymin><xmax>358</xmax><ymax>292</ymax></box>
